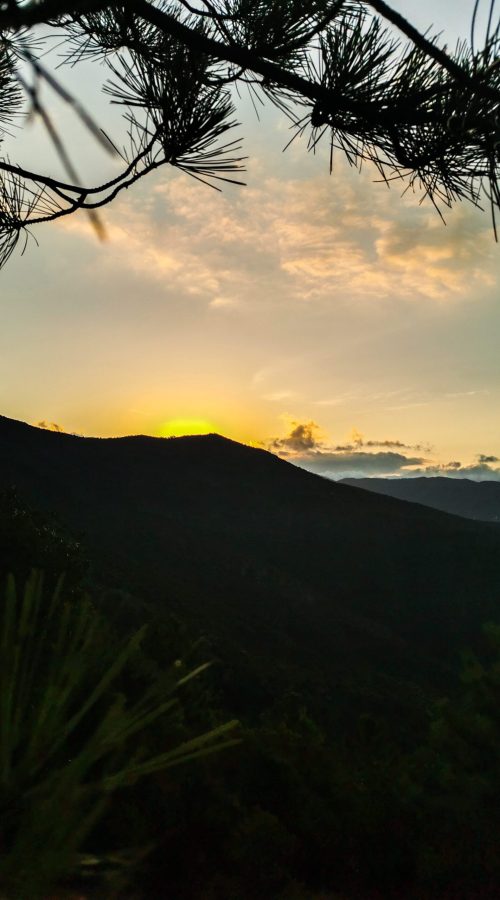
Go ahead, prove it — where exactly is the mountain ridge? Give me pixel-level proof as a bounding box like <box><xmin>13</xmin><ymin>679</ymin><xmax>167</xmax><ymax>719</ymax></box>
<box><xmin>2</xmin><ymin>413</ymin><xmax>500</xmax><ymax>727</ymax></box>
<box><xmin>341</xmin><ymin>475</ymin><xmax>500</xmax><ymax>523</ymax></box>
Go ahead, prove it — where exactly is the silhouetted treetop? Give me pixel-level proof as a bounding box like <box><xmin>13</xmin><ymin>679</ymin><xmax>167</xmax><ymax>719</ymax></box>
<box><xmin>0</xmin><ymin>1</ymin><xmax>499</xmax><ymax>266</ymax></box>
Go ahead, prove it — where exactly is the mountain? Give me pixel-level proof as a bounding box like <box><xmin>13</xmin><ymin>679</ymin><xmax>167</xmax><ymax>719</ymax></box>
<box><xmin>1</xmin><ymin>414</ymin><xmax>500</xmax><ymax>727</ymax></box>
<box><xmin>341</xmin><ymin>476</ymin><xmax>500</xmax><ymax>523</ymax></box>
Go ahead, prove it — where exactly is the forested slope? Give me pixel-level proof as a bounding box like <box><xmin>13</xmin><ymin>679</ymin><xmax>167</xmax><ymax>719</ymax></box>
<box><xmin>1</xmin><ymin>414</ymin><xmax>499</xmax><ymax>715</ymax></box>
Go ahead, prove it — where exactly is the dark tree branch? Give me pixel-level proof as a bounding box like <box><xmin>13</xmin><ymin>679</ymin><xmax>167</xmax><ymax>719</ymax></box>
<box><xmin>0</xmin><ymin>0</ymin><xmax>498</xmax><ymax>264</ymax></box>
<box><xmin>366</xmin><ymin>0</ymin><xmax>500</xmax><ymax>104</ymax></box>
<box><xmin>132</xmin><ymin>0</ymin><xmax>456</xmax><ymax>127</ymax></box>
<box><xmin>5</xmin><ymin>1</ymin><xmax>496</xmax><ymax>107</ymax></box>
<box><xmin>0</xmin><ymin>129</ymin><xmax>160</xmax><ymax>196</ymax></box>
<box><xmin>2</xmin><ymin>1</ymin><xmax>498</xmax><ymax>122</ymax></box>
<box><xmin>0</xmin><ymin>0</ymin><xmax>109</xmax><ymax>30</ymax></box>
<box><xmin>26</xmin><ymin>154</ymin><xmax>166</xmax><ymax>226</ymax></box>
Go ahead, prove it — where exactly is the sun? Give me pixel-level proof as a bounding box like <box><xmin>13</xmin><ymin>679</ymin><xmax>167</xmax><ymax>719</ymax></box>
<box><xmin>158</xmin><ymin>418</ymin><xmax>217</xmax><ymax>438</ymax></box>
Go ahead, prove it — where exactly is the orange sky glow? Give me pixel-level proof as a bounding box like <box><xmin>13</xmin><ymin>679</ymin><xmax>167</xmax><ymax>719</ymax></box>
<box><xmin>1</xmin><ymin>1</ymin><xmax>499</xmax><ymax>479</ymax></box>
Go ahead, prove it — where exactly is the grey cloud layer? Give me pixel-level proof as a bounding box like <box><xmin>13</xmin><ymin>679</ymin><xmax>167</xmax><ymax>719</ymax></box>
<box><xmin>412</xmin><ymin>459</ymin><xmax>500</xmax><ymax>481</ymax></box>
<box><xmin>268</xmin><ymin>421</ymin><xmax>500</xmax><ymax>480</ymax></box>
<box><xmin>296</xmin><ymin>450</ymin><xmax>425</xmax><ymax>477</ymax></box>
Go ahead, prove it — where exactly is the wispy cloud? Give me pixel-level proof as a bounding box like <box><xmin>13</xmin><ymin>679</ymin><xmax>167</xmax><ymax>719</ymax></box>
<box><xmin>263</xmin><ymin>390</ymin><xmax>301</xmax><ymax>402</ymax></box>
<box><xmin>209</xmin><ymin>295</ymin><xmax>240</xmax><ymax>309</ymax></box>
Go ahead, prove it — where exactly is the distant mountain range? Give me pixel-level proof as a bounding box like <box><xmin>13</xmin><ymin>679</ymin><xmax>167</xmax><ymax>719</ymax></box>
<box><xmin>341</xmin><ymin>476</ymin><xmax>500</xmax><ymax>523</ymax></box>
<box><xmin>1</xmin><ymin>414</ymin><xmax>500</xmax><ymax>727</ymax></box>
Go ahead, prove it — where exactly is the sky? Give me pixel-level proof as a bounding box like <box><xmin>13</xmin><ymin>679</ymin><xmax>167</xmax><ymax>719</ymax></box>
<box><xmin>1</xmin><ymin>1</ymin><xmax>499</xmax><ymax>480</ymax></box>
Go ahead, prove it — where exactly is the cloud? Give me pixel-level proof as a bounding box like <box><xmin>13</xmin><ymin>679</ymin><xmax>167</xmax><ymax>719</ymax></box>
<box><xmin>477</xmin><ymin>454</ymin><xmax>499</xmax><ymax>464</ymax></box>
<box><xmin>332</xmin><ymin>430</ymin><xmax>430</xmax><ymax>454</ymax></box>
<box><xmin>296</xmin><ymin>450</ymin><xmax>426</xmax><ymax>478</ymax></box>
<box><xmin>366</xmin><ymin>439</ymin><xmax>410</xmax><ymax>449</ymax></box>
<box><xmin>57</xmin><ymin>161</ymin><xmax>498</xmax><ymax>313</ymax></box>
<box><xmin>263</xmin><ymin>390</ymin><xmax>300</xmax><ymax>402</ymax></box>
<box><xmin>266</xmin><ymin>420</ymin><xmax>428</xmax><ymax>477</ymax></box>
<box><xmin>270</xmin><ymin>420</ymin><xmax>322</xmax><ymax>453</ymax></box>
<box><xmin>372</xmin><ymin>215</ymin><xmax>495</xmax><ymax>301</ymax></box>
<box><xmin>298</xmin><ymin>452</ymin><xmax>500</xmax><ymax>481</ymax></box>
<box><xmin>412</xmin><ymin>459</ymin><xmax>500</xmax><ymax>481</ymax></box>
<box><xmin>36</xmin><ymin>420</ymin><xmax>64</xmax><ymax>432</ymax></box>
<box><xmin>267</xmin><ymin>421</ymin><xmax>500</xmax><ymax>480</ymax></box>
<box><xmin>209</xmin><ymin>295</ymin><xmax>240</xmax><ymax>309</ymax></box>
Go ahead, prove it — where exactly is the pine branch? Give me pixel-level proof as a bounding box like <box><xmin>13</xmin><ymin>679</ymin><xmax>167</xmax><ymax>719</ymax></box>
<box><xmin>131</xmin><ymin>1</ymin><xmax>447</xmax><ymax>128</ymax></box>
<box><xmin>0</xmin><ymin>0</ymin><xmax>108</xmax><ymax>31</ymax></box>
<box><xmin>0</xmin><ymin>0</ymin><xmax>498</xmax><ymax>265</ymax></box>
<box><xmin>366</xmin><ymin>0</ymin><xmax>500</xmax><ymax>104</ymax></box>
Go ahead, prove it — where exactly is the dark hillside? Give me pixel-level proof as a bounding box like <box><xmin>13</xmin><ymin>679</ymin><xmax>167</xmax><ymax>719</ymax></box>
<box><xmin>342</xmin><ymin>475</ymin><xmax>500</xmax><ymax>523</ymax></box>
<box><xmin>1</xmin><ymin>414</ymin><xmax>500</xmax><ymax>726</ymax></box>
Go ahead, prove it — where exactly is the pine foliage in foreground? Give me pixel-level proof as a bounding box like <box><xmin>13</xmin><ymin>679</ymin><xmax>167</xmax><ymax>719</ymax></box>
<box><xmin>0</xmin><ymin>1</ymin><xmax>499</xmax><ymax>264</ymax></box>
<box><xmin>0</xmin><ymin>571</ymin><xmax>239</xmax><ymax>898</ymax></box>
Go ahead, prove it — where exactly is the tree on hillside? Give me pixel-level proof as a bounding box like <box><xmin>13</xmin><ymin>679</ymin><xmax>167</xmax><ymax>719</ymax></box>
<box><xmin>0</xmin><ymin>0</ymin><xmax>498</xmax><ymax>267</ymax></box>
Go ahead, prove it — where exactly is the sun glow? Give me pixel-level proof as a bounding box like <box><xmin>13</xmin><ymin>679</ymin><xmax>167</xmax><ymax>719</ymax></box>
<box><xmin>159</xmin><ymin>418</ymin><xmax>217</xmax><ymax>438</ymax></box>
